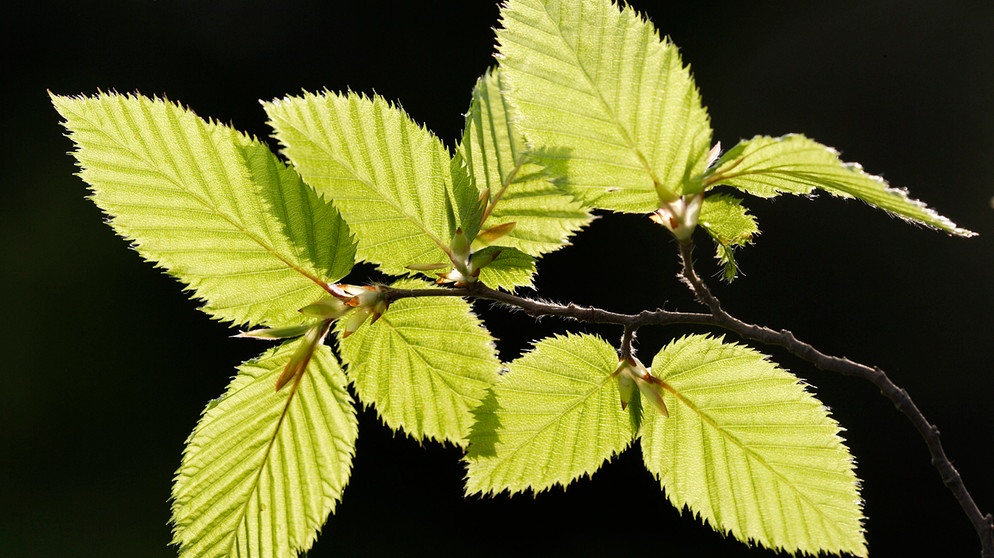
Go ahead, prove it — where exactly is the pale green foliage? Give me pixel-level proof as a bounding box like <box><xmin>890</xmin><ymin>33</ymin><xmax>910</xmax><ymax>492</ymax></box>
<box><xmin>52</xmin><ymin>92</ymin><xmax>356</xmax><ymax>327</ymax></box>
<box><xmin>53</xmin><ymin>0</ymin><xmax>976</xmax><ymax>555</ymax></box>
<box><xmin>263</xmin><ymin>91</ymin><xmax>477</xmax><ymax>276</ymax></box>
<box><xmin>706</xmin><ymin>134</ymin><xmax>975</xmax><ymax>237</ymax></box>
<box><xmin>464</xmin><ymin>333</ymin><xmax>634</xmax><ymax>495</ymax></box>
<box><xmin>474</xmin><ymin>247</ymin><xmax>538</xmax><ymax>290</ymax></box>
<box><xmin>641</xmin><ymin>335</ymin><xmax>866</xmax><ymax>557</ymax></box>
<box><xmin>337</xmin><ymin>278</ymin><xmax>499</xmax><ymax>446</ymax></box>
<box><xmin>698</xmin><ymin>193</ymin><xmax>759</xmax><ymax>281</ymax></box>
<box><xmin>172</xmin><ymin>341</ymin><xmax>357</xmax><ymax>558</ymax></box>
<box><xmin>496</xmin><ymin>0</ymin><xmax>713</xmax><ymax>211</ymax></box>
<box><xmin>457</xmin><ymin>68</ymin><xmax>593</xmax><ymax>255</ymax></box>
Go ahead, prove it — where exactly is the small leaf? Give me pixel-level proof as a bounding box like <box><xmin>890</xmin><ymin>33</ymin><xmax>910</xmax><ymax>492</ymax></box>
<box><xmin>337</xmin><ymin>278</ymin><xmax>499</xmax><ymax>446</ymax></box>
<box><xmin>640</xmin><ymin>335</ymin><xmax>866</xmax><ymax>557</ymax></box>
<box><xmin>475</xmin><ymin>246</ymin><xmax>537</xmax><ymax>291</ymax></box>
<box><xmin>465</xmin><ymin>333</ymin><xmax>635</xmax><ymax>495</ymax></box>
<box><xmin>458</xmin><ymin>68</ymin><xmax>592</xmax><ymax>255</ymax></box>
<box><xmin>172</xmin><ymin>341</ymin><xmax>357</xmax><ymax>558</ymax></box>
<box><xmin>52</xmin><ymin>92</ymin><xmax>355</xmax><ymax>327</ymax></box>
<box><xmin>705</xmin><ymin>134</ymin><xmax>975</xmax><ymax>237</ymax></box>
<box><xmin>698</xmin><ymin>193</ymin><xmax>759</xmax><ymax>281</ymax></box>
<box><xmin>264</xmin><ymin>91</ymin><xmax>479</xmax><ymax>276</ymax></box>
<box><xmin>496</xmin><ymin>0</ymin><xmax>713</xmax><ymax>211</ymax></box>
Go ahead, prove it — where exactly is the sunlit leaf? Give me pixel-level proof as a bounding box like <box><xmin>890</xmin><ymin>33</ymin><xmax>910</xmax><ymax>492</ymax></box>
<box><xmin>172</xmin><ymin>341</ymin><xmax>357</xmax><ymax>558</ymax></box>
<box><xmin>641</xmin><ymin>335</ymin><xmax>866</xmax><ymax>557</ymax></box>
<box><xmin>496</xmin><ymin>0</ymin><xmax>713</xmax><ymax>211</ymax></box>
<box><xmin>52</xmin><ymin>92</ymin><xmax>356</xmax><ymax>326</ymax></box>
<box><xmin>337</xmin><ymin>278</ymin><xmax>499</xmax><ymax>445</ymax></box>
<box><xmin>264</xmin><ymin>91</ymin><xmax>478</xmax><ymax>275</ymax></box>
<box><xmin>458</xmin><ymin>68</ymin><xmax>592</xmax><ymax>256</ymax></box>
<box><xmin>698</xmin><ymin>193</ymin><xmax>759</xmax><ymax>281</ymax></box>
<box><xmin>465</xmin><ymin>333</ymin><xmax>634</xmax><ymax>495</ymax></box>
<box><xmin>705</xmin><ymin>134</ymin><xmax>974</xmax><ymax>236</ymax></box>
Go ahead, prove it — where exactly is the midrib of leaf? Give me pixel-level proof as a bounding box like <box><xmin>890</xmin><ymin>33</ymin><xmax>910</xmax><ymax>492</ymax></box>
<box><xmin>520</xmin><ymin>2</ymin><xmax>661</xmax><ymax>191</ymax></box>
<box><xmin>479</xmin><ymin>161</ymin><xmax>521</xmax><ymax>227</ymax></box>
<box><xmin>70</xmin><ymin>99</ymin><xmax>330</xmax><ymax>292</ymax></box>
<box><xmin>226</xmin><ymin>347</ymin><xmax>310</xmax><ymax>557</ymax></box>
<box><xmin>705</xmin><ymin>142</ymin><xmax>831</xmax><ymax>185</ymax></box>
<box><xmin>661</xmin><ymin>355</ymin><xmax>851</xmax><ymax>540</ymax></box>
<box><xmin>277</xmin><ymin>99</ymin><xmax>449</xmax><ymax>256</ymax></box>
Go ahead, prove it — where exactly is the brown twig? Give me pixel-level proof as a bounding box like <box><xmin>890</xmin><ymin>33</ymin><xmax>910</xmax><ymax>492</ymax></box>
<box><xmin>378</xmin><ymin>245</ymin><xmax>993</xmax><ymax>556</ymax></box>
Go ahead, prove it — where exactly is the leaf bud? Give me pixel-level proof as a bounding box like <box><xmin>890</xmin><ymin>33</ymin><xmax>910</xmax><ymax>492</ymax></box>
<box><xmin>275</xmin><ymin>321</ymin><xmax>329</xmax><ymax>391</ymax></box>
<box><xmin>612</xmin><ymin>356</ymin><xmax>669</xmax><ymax>417</ymax></box>
<box><xmin>650</xmin><ymin>193</ymin><xmax>704</xmax><ymax>241</ymax></box>
<box><xmin>331</xmin><ymin>284</ymin><xmax>388</xmax><ymax>337</ymax></box>
<box><xmin>235</xmin><ymin>323</ymin><xmax>313</xmax><ymax>340</ymax></box>
<box><xmin>476</xmin><ymin>221</ymin><xmax>517</xmax><ymax>243</ymax></box>
<box><xmin>451</xmin><ymin>227</ymin><xmax>472</xmax><ymax>262</ymax></box>
<box><xmin>469</xmin><ymin>247</ymin><xmax>502</xmax><ymax>275</ymax></box>
<box><xmin>299</xmin><ymin>296</ymin><xmax>352</xmax><ymax>320</ymax></box>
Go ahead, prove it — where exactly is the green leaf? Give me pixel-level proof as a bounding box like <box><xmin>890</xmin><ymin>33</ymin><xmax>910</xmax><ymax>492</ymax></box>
<box><xmin>640</xmin><ymin>335</ymin><xmax>866</xmax><ymax>557</ymax></box>
<box><xmin>337</xmin><ymin>278</ymin><xmax>499</xmax><ymax>445</ymax></box>
<box><xmin>705</xmin><ymin>134</ymin><xmax>975</xmax><ymax>237</ymax></box>
<box><xmin>458</xmin><ymin>68</ymin><xmax>592</xmax><ymax>256</ymax></box>
<box><xmin>475</xmin><ymin>246</ymin><xmax>537</xmax><ymax>291</ymax></box>
<box><xmin>698</xmin><ymin>193</ymin><xmax>759</xmax><ymax>282</ymax></box>
<box><xmin>52</xmin><ymin>92</ymin><xmax>355</xmax><ymax>327</ymax></box>
<box><xmin>465</xmin><ymin>333</ymin><xmax>635</xmax><ymax>495</ymax></box>
<box><xmin>496</xmin><ymin>0</ymin><xmax>713</xmax><ymax>212</ymax></box>
<box><xmin>263</xmin><ymin>91</ymin><xmax>478</xmax><ymax>276</ymax></box>
<box><xmin>172</xmin><ymin>340</ymin><xmax>357</xmax><ymax>558</ymax></box>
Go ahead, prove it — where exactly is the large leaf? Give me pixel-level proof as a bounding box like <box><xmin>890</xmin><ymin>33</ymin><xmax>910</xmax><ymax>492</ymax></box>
<box><xmin>458</xmin><ymin>68</ymin><xmax>592</xmax><ymax>256</ymax></box>
<box><xmin>264</xmin><ymin>92</ymin><xmax>477</xmax><ymax>275</ymax></box>
<box><xmin>52</xmin><ymin>92</ymin><xmax>355</xmax><ymax>327</ymax></box>
<box><xmin>464</xmin><ymin>333</ymin><xmax>634</xmax><ymax>495</ymax></box>
<box><xmin>172</xmin><ymin>341</ymin><xmax>358</xmax><ymax>558</ymax></box>
<box><xmin>640</xmin><ymin>335</ymin><xmax>865</xmax><ymax>557</ymax></box>
<box><xmin>336</xmin><ymin>278</ymin><xmax>499</xmax><ymax>445</ymax></box>
<box><xmin>496</xmin><ymin>0</ymin><xmax>713</xmax><ymax>212</ymax></box>
<box><xmin>705</xmin><ymin>134</ymin><xmax>975</xmax><ymax>236</ymax></box>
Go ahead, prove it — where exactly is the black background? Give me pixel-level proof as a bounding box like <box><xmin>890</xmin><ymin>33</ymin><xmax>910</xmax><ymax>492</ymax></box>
<box><xmin>2</xmin><ymin>1</ymin><xmax>992</xmax><ymax>556</ymax></box>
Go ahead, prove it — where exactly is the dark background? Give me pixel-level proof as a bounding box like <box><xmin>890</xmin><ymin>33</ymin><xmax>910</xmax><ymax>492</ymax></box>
<box><xmin>2</xmin><ymin>1</ymin><xmax>992</xmax><ymax>556</ymax></box>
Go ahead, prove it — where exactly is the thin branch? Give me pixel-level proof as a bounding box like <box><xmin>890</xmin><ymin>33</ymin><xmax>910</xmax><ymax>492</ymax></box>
<box><xmin>675</xmin><ymin>238</ymin><xmax>994</xmax><ymax>558</ymax></box>
<box><xmin>378</xmin><ymin>259</ymin><xmax>994</xmax><ymax>555</ymax></box>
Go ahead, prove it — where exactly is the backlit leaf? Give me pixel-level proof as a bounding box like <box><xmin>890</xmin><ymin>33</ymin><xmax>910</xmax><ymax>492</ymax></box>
<box><xmin>264</xmin><ymin>92</ymin><xmax>478</xmax><ymax>275</ymax></box>
<box><xmin>52</xmin><ymin>92</ymin><xmax>355</xmax><ymax>327</ymax></box>
<box><xmin>641</xmin><ymin>335</ymin><xmax>866</xmax><ymax>557</ymax></box>
<box><xmin>698</xmin><ymin>193</ymin><xmax>759</xmax><ymax>281</ymax></box>
<box><xmin>458</xmin><ymin>68</ymin><xmax>592</xmax><ymax>256</ymax></box>
<box><xmin>172</xmin><ymin>341</ymin><xmax>357</xmax><ymax>558</ymax></box>
<box><xmin>496</xmin><ymin>0</ymin><xmax>713</xmax><ymax>211</ymax></box>
<box><xmin>465</xmin><ymin>333</ymin><xmax>634</xmax><ymax>495</ymax></box>
<box><xmin>705</xmin><ymin>134</ymin><xmax>974</xmax><ymax>237</ymax></box>
<box><xmin>337</xmin><ymin>278</ymin><xmax>499</xmax><ymax>445</ymax></box>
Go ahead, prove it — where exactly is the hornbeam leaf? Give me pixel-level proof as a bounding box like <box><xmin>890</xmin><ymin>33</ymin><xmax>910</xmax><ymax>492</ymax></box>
<box><xmin>698</xmin><ymin>194</ymin><xmax>759</xmax><ymax>282</ymax></box>
<box><xmin>464</xmin><ymin>333</ymin><xmax>635</xmax><ymax>495</ymax></box>
<box><xmin>172</xmin><ymin>341</ymin><xmax>357</xmax><ymax>558</ymax></box>
<box><xmin>705</xmin><ymin>134</ymin><xmax>975</xmax><ymax>236</ymax></box>
<box><xmin>458</xmin><ymin>68</ymin><xmax>592</xmax><ymax>256</ymax></box>
<box><xmin>263</xmin><ymin>92</ymin><xmax>478</xmax><ymax>276</ymax></box>
<box><xmin>475</xmin><ymin>246</ymin><xmax>537</xmax><ymax>291</ymax></box>
<box><xmin>52</xmin><ymin>92</ymin><xmax>355</xmax><ymax>327</ymax></box>
<box><xmin>496</xmin><ymin>0</ymin><xmax>713</xmax><ymax>212</ymax></box>
<box><xmin>337</xmin><ymin>278</ymin><xmax>499</xmax><ymax>445</ymax></box>
<box><xmin>640</xmin><ymin>335</ymin><xmax>866</xmax><ymax>557</ymax></box>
